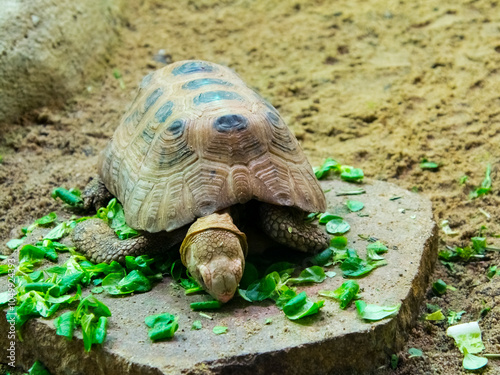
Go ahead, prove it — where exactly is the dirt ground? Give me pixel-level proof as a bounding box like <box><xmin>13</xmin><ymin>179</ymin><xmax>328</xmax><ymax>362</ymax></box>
<box><xmin>1</xmin><ymin>0</ymin><xmax>499</xmax><ymax>374</ymax></box>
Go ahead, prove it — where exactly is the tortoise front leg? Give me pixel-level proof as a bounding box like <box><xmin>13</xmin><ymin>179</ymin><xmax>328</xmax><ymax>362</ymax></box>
<box><xmin>71</xmin><ymin>219</ymin><xmax>186</xmax><ymax>264</ymax></box>
<box><xmin>258</xmin><ymin>203</ymin><xmax>330</xmax><ymax>253</ymax></box>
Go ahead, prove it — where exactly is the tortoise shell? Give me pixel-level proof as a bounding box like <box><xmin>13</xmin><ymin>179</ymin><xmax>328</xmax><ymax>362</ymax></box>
<box><xmin>99</xmin><ymin>60</ymin><xmax>326</xmax><ymax>233</ymax></box>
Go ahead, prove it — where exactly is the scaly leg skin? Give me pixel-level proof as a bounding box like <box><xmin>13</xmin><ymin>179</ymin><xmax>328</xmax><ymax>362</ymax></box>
<box><xmin>180</xmin><ymin>212</ymin><xmax>247</xmax><ymax>303</ymax></box>
<box><xmin>82</xmin><ymin>175</ymin><xmax>113</xmax><ymax>211</ymax></box>
<box><xmin>259</xmin><ymin>203</ymin><xmax>330</xmax><ymax>253</ymax></box>
<box><xmin>71</xmin><ymin>218</ymin><xmax>186</xmax><ymax>264</ymax></box>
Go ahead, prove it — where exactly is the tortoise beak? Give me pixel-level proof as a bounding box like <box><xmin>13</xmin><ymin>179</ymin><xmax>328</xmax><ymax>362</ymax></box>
<box><xmin>198</xmin><ymin>261</ymin><xmax>242</xmax><ymax>303</ymax></box>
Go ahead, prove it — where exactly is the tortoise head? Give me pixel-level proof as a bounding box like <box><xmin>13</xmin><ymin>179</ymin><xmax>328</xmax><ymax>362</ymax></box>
<box><xmin>180</xmin><ymin>212</ymin><xmax>247</xmax><ymax>303</ymax></box>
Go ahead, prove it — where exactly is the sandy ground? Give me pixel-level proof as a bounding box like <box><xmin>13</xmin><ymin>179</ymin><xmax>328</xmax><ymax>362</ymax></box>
<box><xmin>1</xmin><ymin>0</ymin><xmax>500</xmax><ymax>374</ymax></box>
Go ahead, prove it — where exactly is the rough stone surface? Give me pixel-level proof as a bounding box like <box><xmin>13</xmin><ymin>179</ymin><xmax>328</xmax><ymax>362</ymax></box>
<box><xmin>0</xmin><ymin>0</ymin><xmax>125</xmax><ymax>123</ymax></box>
<box><xmin>0</xmin><ymin>179</ymin><xmax>437</xmax><ymax>374</ymax></box>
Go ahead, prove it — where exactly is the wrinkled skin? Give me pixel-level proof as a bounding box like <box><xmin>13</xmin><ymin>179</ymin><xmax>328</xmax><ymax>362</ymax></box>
<box><xmin>180</xmin><ymin>215</ymin><xmax>246</xmax><ymax>303</ymax></box>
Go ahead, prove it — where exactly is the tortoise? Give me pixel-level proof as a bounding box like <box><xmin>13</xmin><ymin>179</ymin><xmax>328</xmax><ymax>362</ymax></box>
<box><xmin>72</xmin><ymin>60</ymin><xmax>329</xmax><ymax>303</ymax></box>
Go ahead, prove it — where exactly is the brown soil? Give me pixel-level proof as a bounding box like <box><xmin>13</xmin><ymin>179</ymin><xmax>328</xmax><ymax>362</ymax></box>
<box><xmin>1</xmin><ymin>0</ymin><xmax>499</xmax><ymax>374</ymax></box>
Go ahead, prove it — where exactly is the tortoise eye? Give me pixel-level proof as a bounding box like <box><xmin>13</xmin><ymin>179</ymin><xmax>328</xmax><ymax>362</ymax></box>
<box><xmin>213</xmin><ymin>114</ymin><xmax>248</xmax><ymax>133</ymax></box>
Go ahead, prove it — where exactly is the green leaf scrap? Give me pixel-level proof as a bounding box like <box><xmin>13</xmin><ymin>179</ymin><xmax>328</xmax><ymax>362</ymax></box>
<box><xmin>319</xmin><ymin>280</ymin><xmax>359</xmax><ymax>309</ymax></box>
<box><xmin>145</xmin><ymin>313</ymin><xmax>179</xmax><ymax>341</ymax></box>
<box><xmin>355</xmin><ymin>300</ymin><xmax>400</xmax><ymax>321</ymax></box>
<box><xmin>469</xmin><ymin>164</ymin><xmax>492</xmax><ymax>199</ymax></box>
<box><xmin>282</xmin><ymin>291</ymin><xmax>324</xmax><ymax>320</ymax></box>
<box><xmin>346</xmin><ymin>200</ymin><xmax>364</xmax><ymax>212</ymax></box>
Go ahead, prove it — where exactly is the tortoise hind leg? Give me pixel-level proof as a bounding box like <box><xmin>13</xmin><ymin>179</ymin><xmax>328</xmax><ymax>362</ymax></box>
<box><xmin>82</xmin><ymin>175</ymin><xmax>113</xmax><ymax>211</ymax></box>
<box><xmin>258</xmin><ymin>203</ymin><xmax>330</xmax><ymax>253</ymax></box>
<box><xmin>71</xmin><ymin>218</ymin><xmax>186</xmax><ymax>264</ymax></box>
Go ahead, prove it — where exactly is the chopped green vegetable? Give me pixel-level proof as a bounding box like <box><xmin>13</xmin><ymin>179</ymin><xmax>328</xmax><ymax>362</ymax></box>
<box><xmin>330</xmin><ymin>236</ymin><xmax>347</xmax><ymax>249</ymax></box>
<box><xmin>213</xmin><ymin>326</ymin><xmax>228</xmax><ymax>334</ymax></box>
<box><xmin>447</xmin><ymin>321</ymin><xmax>485</xmax><ymax>354</ymax></box>
<box><xmin>239</xmin><ymin>262</ymin><xmax>259</xmax><ymax>288</ymax></box>
<box><xmin>408</xmin><ymin>348</ymin><xmax>423</xmax><ymax>358</ymax></box>
<box><xmin>287</xmin><ymin>266</ymin><xmax>326</xmax><ymax>285</ymax></box>
<box><xmin>340</xmin><ymin>249</ymin><xmax>386</xmax><ymax>278</ymax></box>
<box><xmin>314</xmin><ymin>158</ymin><xmax>340</xmax><ymax>179</ymax></box>
<box><xmin>447</xmin><ymin>310</ymin><xmax>466</xmax><ymax>325</ymax></box>
<box><xmin>74</xmin><ymin>296</ymin><xmax>111</xmax><ymax>351</ymax></box>
<box><xmin>28</xmin><ymin>360</ymin><xmax>51</xmax><ymax>375</ymax></box>
<box><xmin>336</xmin><ymin>188</ymin><xmax>366</xmax><ymax>196</ymax></box>
<box><xmin>318</xmin><ymin>212</ymin><xmax>337</xmax><ymax>224</ymax></box>
<box><xmin>101</xmin><ymin>270</ymin><xmax>152</xmax><ymax>295</ymax></box>
<box><xmin>190</xmin><ymin>300</ymin><xmax>223</xmax><ymax>310</ymax></box>
<box><xmin>463</xmin><ymin>351</ymin><xmax>488</xmax><ymax>370</ymax></box>
<box><xmin>340</xmin><ymin>166</ymin><xmax>364</xmax><ymax>182</ymax></box>
<box><xmin>112</xmin><ymin>68</ymin><xmax>126</xmax><ymax>89</ymax></box>
<box><xmin>191</xmin><ymin>320</ymin><xmax>202</xmax><ymax>330</ymax></box>
<box><xmin>366</xmin><ymin>241</ymin><xmax>388</xmax><ymax>261</ymax></box>
<box><xmin>44</xmin><ymin>221</ymin><xmax>75</xmax><ymax>241</ymax></box>
<box><xmin>469</xmin><ymin>164</ymin><xmax>492</xmax><ymax>199</ymax></box>
<box><xmin>325</xmin><ymin>217</ymin><xmax>350</xmax><ymax>235</ymax></box>
<box><xmin>319</xmin><ymin>280</ymin><xmax>359</xmax><ymax>309</ymax></box>
<box><xmin>54</xmin><ymin>311</ymin><xmax>75</xmax><ymax>339</ymax></box>
<box><xmin>459</xmin><ymin>175</ymin><xmax>468</xmax><ymax>185</ymax></box>
<box><xmin>265</xmin><ymin>318</ymin><xmax>272</xmax><ymax>325</ymax></box>
<box><xmin>6</xmin><ymin>237</ymin><xmax>25</xmax><ymax>250</ymax></box>
<box><xmin>314</xmin><ymin>158</ymin><xmax>363</xmax><ymax>182</ymax></box>
<box><xmin>264</xmin><ymin>261</ymin><xmax>295</xmax><ymax>276</ymax></box>
<box><xmin>390</xmin><ymin>354</ymin><xmax>399</xmax><ymax>369</ymax></box>
<box><xmin>346</xmin><ymin>200</ymin><xmax>364</xmax><ymax>212</ymax></box>
<box><xmin>125</xmin><ymin>255</ymin><xmax>155</xmax><ymax>275</ymax></box>
<box><xmin>30</xmin><ymin>212</ymin><xmax>58</xmax><ymax>228</ymax></box>
<box><xmin>440</xmin><ymin>220</ymin><xmax>459</xmax><ymax>236</ymax></box>
<box><xmin>487</xmin><ymin>265</ymin><xmax>498</xmax><ymax>279</ymax></box>
<box><xmin>420</xmin><ymin>160</ymin><xmax>440</xmax><ymax>170</ymax></box>
<box><xmin>145</xmin><ymin>313</ymin><xmax>178</xmax><ymax>341</ymax></box>
<box><xmin>447</xmin><ymin>322</ymin><xmax>488</xmax><ymax>369</ymax></box>
<box><xmin>96</xmin><ymin>198</ymin><xmax>139</xmax><ymax>239</ymax></box>
<box><xmin>355</xmin><ymin>300</ymin><xmax>400</xmax><ymax>321</ymax></box>
<box><xmin>432</xmin><ymin>279</ymin><xmax>449</xmax><ymax>296</ymax></box>
<box><xmin>239</xmin><ymin>272</ymin><xmax>280</xmax><ymax>302</ymax></box>
<box><xmin>282</xmin><ymin>291</ymin><xmax>324</xmax><ymax>320</ymax></box>
<box><xmin>52</xmin><ymin>187</ymin><xmax>84</xmax><ymax>207</ymax></box>
<box><xmin>309</xmin><ymin>248</ymin><xmax>334</xmax><ymax>266</ymax></box>
<box><xmin>274</xmin><ymin>285</ymin><xmax>296</xmax><ymax>309</ymax></box>
<box><xmin>425</xmin><ymin>310</ymin><xmax>445</xmax><ymax>321</ymax></box>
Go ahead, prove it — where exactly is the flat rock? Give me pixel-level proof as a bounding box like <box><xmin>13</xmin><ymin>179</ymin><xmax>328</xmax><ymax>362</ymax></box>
<box><xmin>0</xmin><ymin>179</ymin><xmax>437</xmax><ymax>374</ymax></box>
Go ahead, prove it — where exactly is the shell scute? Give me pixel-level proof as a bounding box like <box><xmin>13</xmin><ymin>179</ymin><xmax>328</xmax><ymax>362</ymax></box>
<box><xmin>99</xmin><ymin>60</ymin><xmax>326</xmax><ymax>232</ymax></box>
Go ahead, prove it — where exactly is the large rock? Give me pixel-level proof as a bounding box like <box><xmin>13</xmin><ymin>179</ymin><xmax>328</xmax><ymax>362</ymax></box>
<box><xmin>0</xmin><ymin>0</ymin><xmax>125</xmax><ymax>123</ymax></box>
<box><xmin>0</xmin><ymin>179</ymin><xmax>437</xmax><ymax>374</ymax></box>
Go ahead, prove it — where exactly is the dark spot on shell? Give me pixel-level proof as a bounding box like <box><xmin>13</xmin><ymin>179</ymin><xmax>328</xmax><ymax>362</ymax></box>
<box><xmin>140</xmin><ymin>73</ymin><xmax>153</xmax><ymax>88</ymax></box>
<box><xmin>172</xmin><ymin>61</ymin><xmax>214</xmax><ymax>75</ymax></box>
<box><xmin>141</xmin><ymin>124</ymin><xmax>155</xmax><ymax>144</ymax></box>
<box><xmin>194</xmin><ymin>91</ymin><xmax>243</xmax><ymax>105</ymax></box>
<box><xmin>266</xmin><ymin>111</ymin><xmax>282</xmax><ymax>128</ymax></box>
<box><xmin>144</xmin><ymin>88</ymin><xmax>163</xmax><ymax>112</ymax></box>
<box><xmin>167</xmin><ymin>120</ymin><xmax>185</xmax><ymax>135</ymax></box>
<box><xmin>155</xmin><ymin>101</ymin><xmax>174</xmax><ymax>123</ymax></box>
<box><xmin>182</xmin><ymin>78</ymin><xmax>233</xmax><ymax>90</ymax></box>
<box><xmin>213</xmin><ymin>114</ymin><xmax>248</xmax><ymax>133</ymax></box>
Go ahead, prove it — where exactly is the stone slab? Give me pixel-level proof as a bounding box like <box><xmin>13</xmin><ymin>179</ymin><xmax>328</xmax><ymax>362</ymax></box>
<box><xmin>0</xmin><ymin>179</ymin><xmax>437</xmax><ymax>374</ymax></box>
